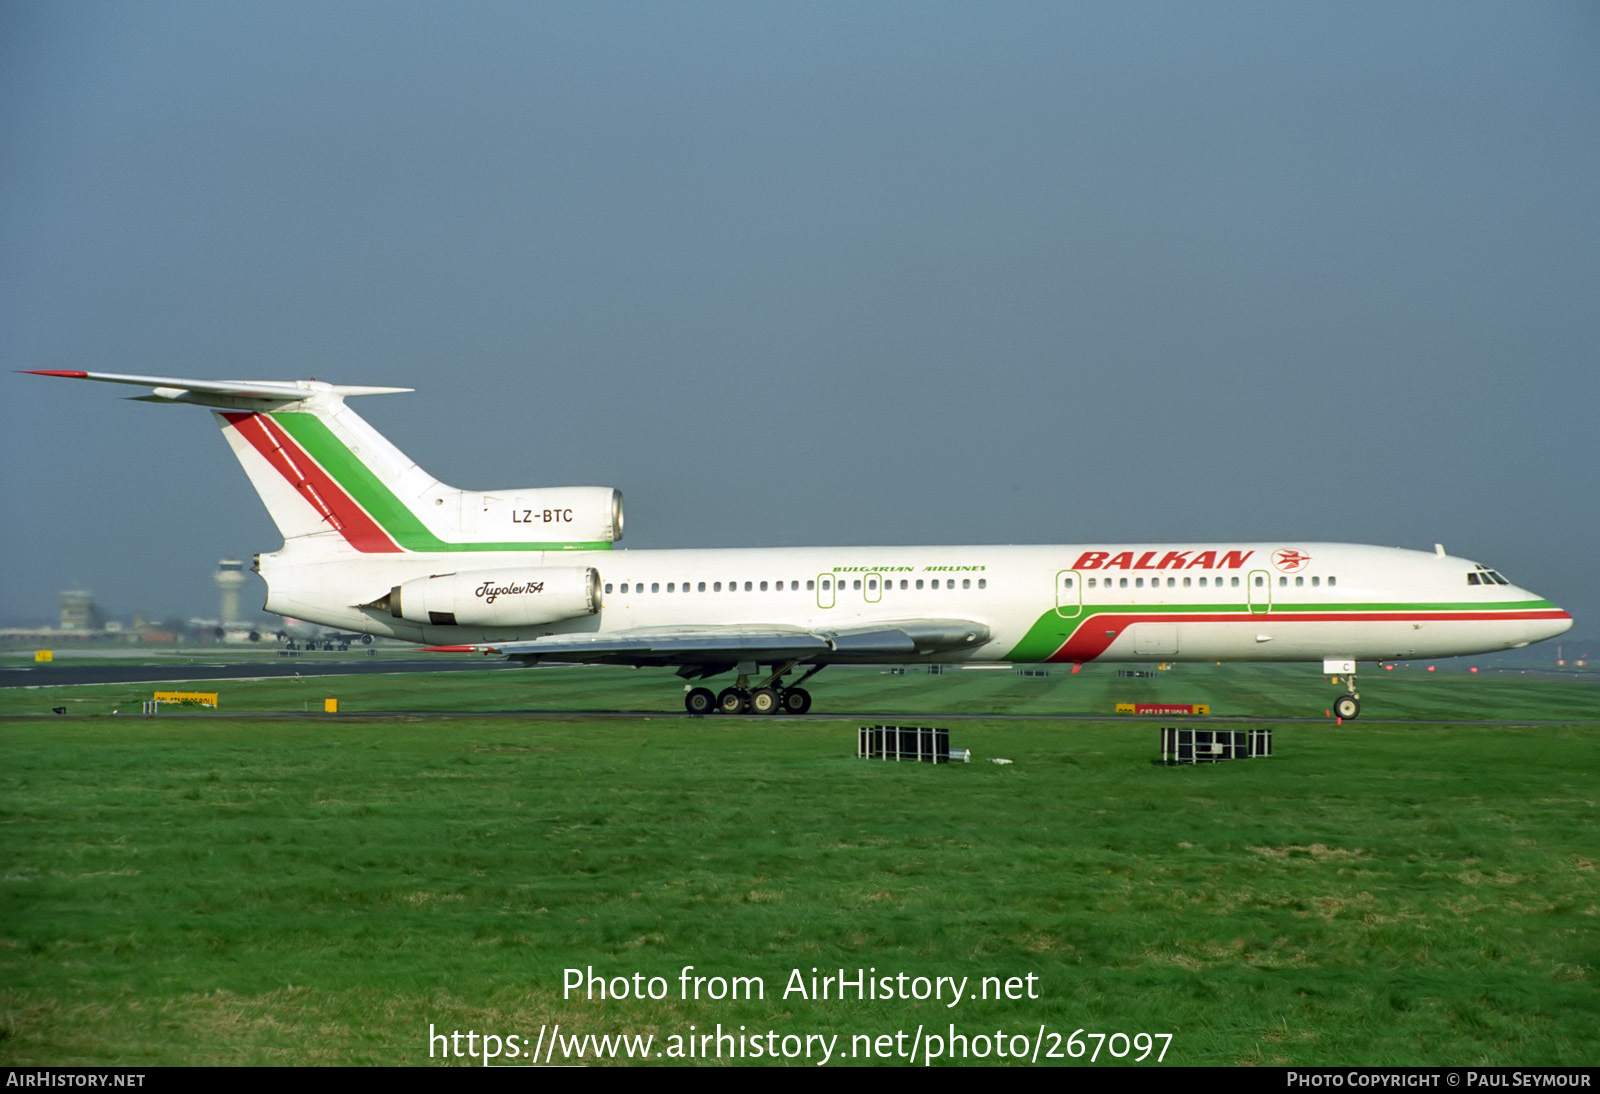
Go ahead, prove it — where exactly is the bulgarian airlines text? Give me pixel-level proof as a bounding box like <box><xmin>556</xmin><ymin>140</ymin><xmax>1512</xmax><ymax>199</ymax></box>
<box><xmin>429</xmin><ymin>1023</ymin><xmax>1172</xmax><ymax>1065</ymax></box>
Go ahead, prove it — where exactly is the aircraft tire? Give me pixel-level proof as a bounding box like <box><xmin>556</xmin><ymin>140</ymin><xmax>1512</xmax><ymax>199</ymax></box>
<box><xmin>717</xmin><ymin>687</ymin><xmax>750</xmax><ymax>715</ymax></box>
<box><xmin>685</xmin><ymin>687</ymin><xmax>716</xmax><ymax>715</ymax></box>
<box><xmin>749</xmin><ymin>687</ymin><xmax>781</xmax><ymax>715</ymax></box>
<box><xmin>781</xmin><ymin>687</ymin><xmax>812</xmax><ymax>715</ymax></box>
<box><xmin>1334</xmin><ymin>694</ymin><xmax>1360</xmax><ymax>720</ymax></box>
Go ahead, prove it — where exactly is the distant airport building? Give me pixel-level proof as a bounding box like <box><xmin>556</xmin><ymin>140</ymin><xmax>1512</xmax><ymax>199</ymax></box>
<box><xmin>215</xmin><ymin>558</ymin><xmax>247</xmax><ymax>625</ymax></box>
<box><xmin>59</xmin><ymin>587</ymin><xmax>105</xmax><ymax>631</ymax></box>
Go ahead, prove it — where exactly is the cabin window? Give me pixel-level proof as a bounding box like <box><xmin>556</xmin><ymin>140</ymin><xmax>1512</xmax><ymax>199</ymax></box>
<box><xmin>1279</xmin><ymin>576</ymin><xmax>1288</xmax><ymax>587</ymax></box>
<box><xmin>867</xmin><ymin>579</ymin><xmax>877</xmax><ymax>591</ymax></box>
<box><xmin>1254</xmin><ymin>575</ymin><xmax>1263</xmax><ymax>587</ymax></box>
<box><xmin>978</xmin><ymin>579</ymin><xmax>986</xmax><ymax>589</ymax></box>
<box><xmin>667</xmin><ymin>583</ymin><xmax>674</xmax><ymax>592</ymax></box>
<box><xmin>791</xmin><ymin>581</ymin><xmax>799</xmax><ymax>591</ymax></box>
<box><xmin>1063</xmin><ymin>577</ymin><xmax>1073</xmax><ymax>588</ymax></box>
<box><xmin>1183</xmin><ymin>577</ymin><xmax>1191</xmax><ymax>588</ymax></box>
<box><xmin>1231</xmin><ymin>576</ymin><xmax>1240</xmax><ymax>587</ymax></box>
<box><xmin>1328</xmin><ymin>576</ymin><xmax>1337</xmax><ymax>586</ymax></box>
<box><xmin>915</xmin><ymin>579</ymin><xmax>924</xmax><ymax>589</ymax></box>
<box><xmin>621</xmin><ymin>583</ymin><xmax>630</xmax><ymax>593</ymax></box>
<box><xmin>1311</xmin><ymin>576</ymin><xmax>1320</xmax><ymax>587</ymax></box>
<box><xmin>1199</xmin><ymin>577</ymin><xmax>1207</xmax><ymax>587</ymax></box>
<box><xmin>714</xmin><ymin>582</ymin><xmax>722</xmax><ymax>592</ymax></box>
<box><xmin>743</xmin><ymin>581</ymin><xmax>752</xmax><ymax>591</ymax></box>
<box><xmin>1119</xmin><ymin>578</ymin><xmax>1128</xmax><ymax>588</ymax></box>
<box><xmin>651</xmin><ymin>583</ymin><xmax>659</xmax><ymax>593</ymax></box>
<box><xmin>759</xmin><ymin>581</ymin><xmax>768</xmax><ymax>591</ymax></box>
<box><xmin>900</xmin><ymin>579</ymin><xmax>908</xmax><ymax>589</ymax></box>
<box><xmin>1295</xmin><ymin>576</ymin><xmax>1304</xmax><ymax>587</ymax></box>
<box><xmin>604</xmin><ymin>583</ymin><xmax>613</xmax><ymax>594</ymax></box>
<box><xmin>852</xmin><ymin>579</ymin><xmax>861</xmax><ymax>590</ymax></box>
<box><xmin>962</xmin><ymin>578</ymin><xmax>970</xmax><ymax>589</ymax></box>
<box><xmin>806</xmin><ymin>580</ymin><xmax>815</xmax><ymax>591</ymax></box>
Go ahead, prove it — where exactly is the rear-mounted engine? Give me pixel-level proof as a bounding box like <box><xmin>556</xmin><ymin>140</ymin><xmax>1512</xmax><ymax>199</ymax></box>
<box><xmin>462</xmin><ymin>487</ymin><xmax>623</xmax><ymax>544</ymax></box>
<box><xmin>380</xmin><ymin>567</ymin><xmax>601</xmax><ymax>627</ymax></box>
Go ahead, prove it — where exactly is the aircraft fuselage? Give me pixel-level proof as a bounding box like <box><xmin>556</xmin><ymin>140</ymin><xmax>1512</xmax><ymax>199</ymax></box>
<box><xmin>257</xmin><ymin>540</ymin><xmax>1571</xmax><ymax>665</ymax></box>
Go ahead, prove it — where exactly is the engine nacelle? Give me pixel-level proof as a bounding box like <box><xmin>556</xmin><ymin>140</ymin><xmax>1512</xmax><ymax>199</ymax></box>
<box><xmin>386</xmin><ymin>567</ymin><xmax>601</xmax><ymax>628</ymax></box>
<box><xmin>462</xmin><ymin>487</ymin><xmax>623</xmax><ymax>545</ymax></box>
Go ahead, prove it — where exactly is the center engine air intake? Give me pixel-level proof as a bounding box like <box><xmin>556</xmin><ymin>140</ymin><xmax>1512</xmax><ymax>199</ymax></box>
<box><xmin>384</xmin><ymin>567</ymin><xmax>601</xmax><ymax>628</ymax></box>
<box><xmin>463</xmin><ymin>487</ymin><xmax>624</xmax><ymax>544</ymax></box>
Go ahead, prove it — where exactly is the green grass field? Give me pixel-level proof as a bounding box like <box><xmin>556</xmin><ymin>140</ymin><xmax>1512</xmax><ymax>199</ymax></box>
<box><xmin>2</xmin><ymin>664</ymin><xmax>1596</xmax><ymax>1066</ymax></box>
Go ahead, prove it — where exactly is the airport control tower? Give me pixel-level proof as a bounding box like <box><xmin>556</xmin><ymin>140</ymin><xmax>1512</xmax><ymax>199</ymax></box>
<box><xmin>215</xmin><ymin>559</ymin><xmax>246</xmax><ymax>626</ymax></box>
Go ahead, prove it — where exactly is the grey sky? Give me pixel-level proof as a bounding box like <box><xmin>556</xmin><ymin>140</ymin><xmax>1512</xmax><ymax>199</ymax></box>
<box><xmin>2</xmin><ymin>2</ymin><xmax>1596</xmax><ymax>652</ymax></box>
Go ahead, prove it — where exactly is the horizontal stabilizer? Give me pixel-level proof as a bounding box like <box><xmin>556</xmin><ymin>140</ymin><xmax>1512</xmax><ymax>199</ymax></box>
<box><xmin>23</xmin><ymin>370</ymin><xmax>410</xmax><ymax>409</ymax></box>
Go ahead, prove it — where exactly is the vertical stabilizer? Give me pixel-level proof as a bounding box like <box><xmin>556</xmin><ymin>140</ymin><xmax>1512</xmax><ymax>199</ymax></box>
<box><xmin>24</xmin><ymin>371</ymin><xmax>623</xmax><ymax>554</ymax></box>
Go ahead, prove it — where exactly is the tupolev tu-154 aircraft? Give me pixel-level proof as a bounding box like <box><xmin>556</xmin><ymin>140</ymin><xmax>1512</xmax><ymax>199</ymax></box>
<box><xmin>27</xmin><ymin>370</ymin><xmax>1573</xmax><ymax>717</ymax></box>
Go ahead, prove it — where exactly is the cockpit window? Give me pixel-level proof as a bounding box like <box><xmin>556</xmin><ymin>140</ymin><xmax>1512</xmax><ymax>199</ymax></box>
<box><xmin>1469</xmin><ymin>565</ymin><xmax>1509</xmax><ymax>587</ymax></box>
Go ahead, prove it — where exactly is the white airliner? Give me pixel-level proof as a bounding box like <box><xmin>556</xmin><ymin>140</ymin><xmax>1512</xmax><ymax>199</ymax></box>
<box><xmin>28</xmin><ymin>370</ymin><xmax>1573</xmax><ymax>717</ymax></box>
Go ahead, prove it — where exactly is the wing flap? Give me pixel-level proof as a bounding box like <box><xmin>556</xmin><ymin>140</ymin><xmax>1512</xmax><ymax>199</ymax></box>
<box><xmin>476</xmin><ymin>618</ymin><xmax>991</xmax><ymax>666</ymax></box>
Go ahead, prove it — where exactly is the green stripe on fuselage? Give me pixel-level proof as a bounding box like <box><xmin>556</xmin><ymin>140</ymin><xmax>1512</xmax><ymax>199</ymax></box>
<box><xmin>271</xmin><ymin>412</ymin><xmax>612</xmax><ymax>553</ymax></box>
<box><xmin>1002</xmin><ymin>599</ymin><xmax>1560</xmax><ymax>662</ymax></box>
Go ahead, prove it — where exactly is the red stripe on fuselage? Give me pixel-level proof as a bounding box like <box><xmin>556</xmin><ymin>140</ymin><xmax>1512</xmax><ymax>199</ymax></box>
<box><xmin>1045</xmin><ymin>610</ymin><xmax>1573</xmax><ymax>663</ymax></box>
<box><xmin>222</xmin><ymin>412</ymin><xmax>402</xmax><ymax>552</ymax></box>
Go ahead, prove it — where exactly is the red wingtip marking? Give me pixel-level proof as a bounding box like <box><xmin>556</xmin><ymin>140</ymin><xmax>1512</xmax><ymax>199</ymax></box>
<box><xmin>21</xmin><ymin>369</ymin><xmax>90</xmax><ymax>378</ymax></box>
<box><xmin>419</xmin><ymin>645</ymin><xmax>480</xmax><ymax>653</ymax></box>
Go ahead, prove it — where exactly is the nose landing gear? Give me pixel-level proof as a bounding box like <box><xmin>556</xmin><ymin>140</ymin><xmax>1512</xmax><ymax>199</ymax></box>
<box><xmin>1326</xmin><ymin>658</ymin><xmax>1361</xmax><ymax>720</ymax></box>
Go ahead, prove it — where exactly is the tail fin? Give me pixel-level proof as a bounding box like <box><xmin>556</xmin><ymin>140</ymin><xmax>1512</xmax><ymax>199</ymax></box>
<box><xmin>23</xmin><ymin>371</ymin><xmax>623</xmax><ymax>555</ymax></box>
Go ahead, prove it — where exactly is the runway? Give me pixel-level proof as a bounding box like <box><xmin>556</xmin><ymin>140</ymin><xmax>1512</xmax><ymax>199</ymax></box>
<box><xmin>5</xmin><ymin>655</ymin><xmax>1592</xmax><ymax>727</ymax></box>
<box><xmin>1</xmin><ymin>656</ymin><xmax>522</xmax><ymax>688</ymax></box>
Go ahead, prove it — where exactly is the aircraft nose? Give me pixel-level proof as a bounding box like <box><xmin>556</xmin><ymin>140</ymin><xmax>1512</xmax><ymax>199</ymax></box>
<box><xmin>1529</xmin><ymin>595</ymin><xmax>1574</xmax><ymax>642</ymax></box>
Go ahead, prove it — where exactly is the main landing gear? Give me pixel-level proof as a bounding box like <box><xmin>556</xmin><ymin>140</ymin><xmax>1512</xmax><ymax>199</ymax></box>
<box><xmin>684</xmin><ymin>662</ymin><xmax>823</xmax><ymax>715</ymax></box>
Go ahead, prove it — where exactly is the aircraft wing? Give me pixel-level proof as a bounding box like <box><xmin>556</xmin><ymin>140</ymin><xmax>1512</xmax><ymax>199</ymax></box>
<box><xmin>443</xmin><ymin>619</ymin><xmax>992</xmax><ymax>669</ymax></box>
